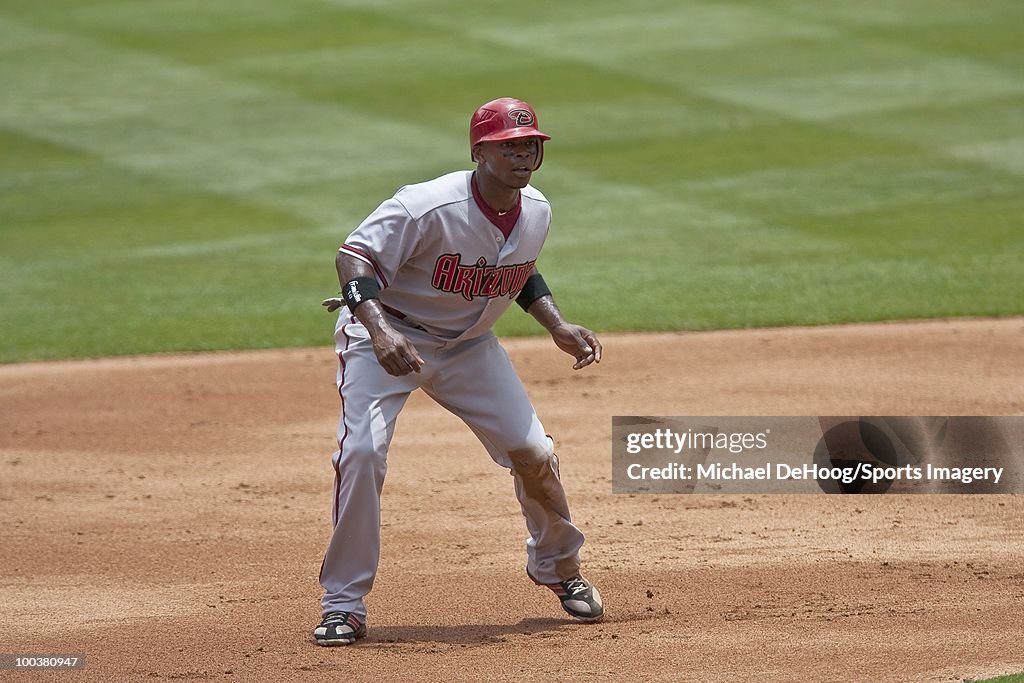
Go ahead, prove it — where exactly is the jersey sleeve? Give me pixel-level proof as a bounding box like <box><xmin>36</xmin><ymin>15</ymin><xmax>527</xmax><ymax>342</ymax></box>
<box><xmin>339</xmin><ymin>196</ymin><xmax>422</xmax><ymax>288</ymax></box>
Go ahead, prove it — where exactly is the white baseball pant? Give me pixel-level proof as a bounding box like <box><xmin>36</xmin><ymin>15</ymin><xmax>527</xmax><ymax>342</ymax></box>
<box><xmin>319</xmin><ymin>314</ymin><xmax>585</xmax><ymax>618</ymax></box>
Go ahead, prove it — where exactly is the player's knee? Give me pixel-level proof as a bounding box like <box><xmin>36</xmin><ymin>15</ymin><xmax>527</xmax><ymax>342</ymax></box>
<box><xmin>508</xmin><ymin>439</ymin><xmax>555</xmax><ymax>478</ymax></box>
<box><xmin>337</xmin><ymin>443</ymin><xmax>385</xmax><ymax>471</ymax></box>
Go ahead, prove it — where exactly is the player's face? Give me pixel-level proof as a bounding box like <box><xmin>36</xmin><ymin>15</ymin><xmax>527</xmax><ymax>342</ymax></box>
<box><xmin>474</xmin><ymin>137</ymin><xmax>541</xmax><ymax>189</ymax></box>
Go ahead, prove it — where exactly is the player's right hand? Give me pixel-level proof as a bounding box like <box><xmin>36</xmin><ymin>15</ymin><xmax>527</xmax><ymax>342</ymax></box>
<box><xmin>371</xmin><ymin>330</ymin><xmax>425</xmax><ymax>376</ymax></box>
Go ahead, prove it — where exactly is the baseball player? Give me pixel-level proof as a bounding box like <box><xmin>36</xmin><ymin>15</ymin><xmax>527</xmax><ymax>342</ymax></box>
<box><xmin>314</xmin><ymin>97</ymin><xmax>604</xmax><ymax>646</ymax></box>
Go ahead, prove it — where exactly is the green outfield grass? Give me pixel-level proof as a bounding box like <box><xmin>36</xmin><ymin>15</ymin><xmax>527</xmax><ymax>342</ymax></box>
<box><xmin>1</xmin><ymin>0</ymin><xmax>1022</xmax><ymax>361</ymax></box>
<box><xmin>970</xmin><ymin>674</ymin><xmax>1024</xmax><ymax>683</ymax></box>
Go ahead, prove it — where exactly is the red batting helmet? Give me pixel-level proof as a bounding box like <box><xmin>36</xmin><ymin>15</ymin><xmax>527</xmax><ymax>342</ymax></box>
<box><xmin>470</xmin><ymin>97</ymin><xmax>550</xmax><ymax>164</ymax></box>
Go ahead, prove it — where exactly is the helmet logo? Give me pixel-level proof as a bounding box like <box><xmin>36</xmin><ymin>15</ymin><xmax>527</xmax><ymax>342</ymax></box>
<box><xmin>508</xmin><ymin>108</ymin><xmax>535</xmax><ymax>126</ymax></box>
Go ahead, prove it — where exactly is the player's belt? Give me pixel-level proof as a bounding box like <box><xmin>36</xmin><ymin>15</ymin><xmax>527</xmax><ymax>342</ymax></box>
<box><xmin>382</xmin><ymin>304</ymin><xmax>427</xmax><ymax>332</ymax></box>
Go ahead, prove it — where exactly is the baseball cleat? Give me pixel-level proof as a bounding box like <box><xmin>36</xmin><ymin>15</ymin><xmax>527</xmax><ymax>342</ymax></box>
<box><xmin>314</xmin><ymin>611</ymin><xmax>367</xmax><ymax>646</ymax></box>
<box><xmin>534</xmin><ymin>574</ymin><xmax>605</xmax><ymax>622</ymax></box>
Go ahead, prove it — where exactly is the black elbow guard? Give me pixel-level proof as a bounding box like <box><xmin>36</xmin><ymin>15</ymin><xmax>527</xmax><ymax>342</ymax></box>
<box><xmin>342</xmin><ymin>277</ymin><xmax>381</xmax><ymax>311</ymax></box>
<box><xmin>516</xmin><ymin>272</ymin><xmax>551</xmax><ymax>311</ymax></box>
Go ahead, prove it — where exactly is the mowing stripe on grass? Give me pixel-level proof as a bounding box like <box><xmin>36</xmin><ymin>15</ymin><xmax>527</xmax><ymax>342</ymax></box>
<box><xmin>675</xmin><ymin>159</ymin><xmax>1019</xmax><ymax>219</ymax></box>
<box><xmin>698</xmin><ymin>58</ymin><xmax>1024</xmax><ymax>122</ymax></box>
<box><xmin>948</xmin><ymin>137</ymin><xmax>1024</xmax><ymax>177</ymax></box>
<box><xmin>0</xmin><ymin>17</ymin><xmax>460</xmax><ymax>226</ymax></box>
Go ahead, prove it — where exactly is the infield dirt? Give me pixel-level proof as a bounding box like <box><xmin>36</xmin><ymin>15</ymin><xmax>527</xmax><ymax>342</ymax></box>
<box><xmin>2</xmin><ymin>318</ymin><xmax>1022</xmax><ymax>682</ymax></box>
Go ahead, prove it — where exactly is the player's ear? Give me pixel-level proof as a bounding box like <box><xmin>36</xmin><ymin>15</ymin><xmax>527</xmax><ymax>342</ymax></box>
<box><xmin>471</xmin><ymin>143</ymin><xmax>482</xmax><ymax>164</ymax></box>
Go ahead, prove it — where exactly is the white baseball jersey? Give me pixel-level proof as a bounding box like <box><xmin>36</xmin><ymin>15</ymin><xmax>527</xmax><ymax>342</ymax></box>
<box><xmin>339</xmin><ymin>170</ymin><xmax>549</xmax><ymax>340</ymax></box>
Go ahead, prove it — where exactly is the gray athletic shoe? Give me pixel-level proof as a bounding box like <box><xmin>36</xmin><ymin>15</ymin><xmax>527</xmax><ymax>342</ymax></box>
<box><xmin>534</xmin><ymin>574</ymin><xmax>605</xmax><ymax>622</ymax></box>
<box><xmin>314</xmin><ymin>611</ymin><xmax>367</xmax><ymax>646</ymax></box>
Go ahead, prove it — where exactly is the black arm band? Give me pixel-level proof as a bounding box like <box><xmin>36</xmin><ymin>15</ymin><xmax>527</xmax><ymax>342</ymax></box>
<box><xmin>342</xmin><ymin>277</ymin><xmax>381</xmax><ymax>311</ymax></box>
<box><xmin>516</xmin><ymin>272</ymin><xmax>552</xmax><ymax>311</ymax></box>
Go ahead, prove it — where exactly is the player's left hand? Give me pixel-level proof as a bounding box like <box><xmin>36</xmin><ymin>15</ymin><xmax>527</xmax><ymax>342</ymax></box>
<box><xmin>549</xmin><ymin>323</ymin><xmax>602</xmax><ymax>370</ymax></box>
<box><xmin>322</xmin><ymin>297</ymin><xmax>344</xmax><ymax>313</ymax></box>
